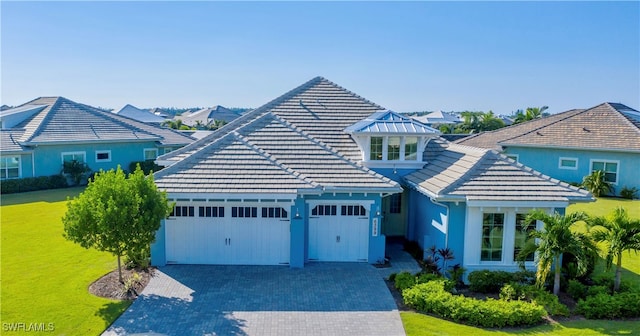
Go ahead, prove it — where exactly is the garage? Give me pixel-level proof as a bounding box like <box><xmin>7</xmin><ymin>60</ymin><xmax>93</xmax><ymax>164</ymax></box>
<box><xmin>308</xmin><ymin>203</ymin><xmax>370</xmax><ymax>262</ymax></box>
<box><xmin>165</xmin><ymin>204</ymin><xmax>290</xmax><ymax>265</ymax></box>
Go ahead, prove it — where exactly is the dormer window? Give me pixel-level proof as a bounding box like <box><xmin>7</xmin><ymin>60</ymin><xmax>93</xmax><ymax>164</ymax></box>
<box><xmin>370</xmin><ymin>137</ymin><xmax>383</xmax><ymax>160</ymax></box>
<box><xmin>388</xmin><ymin>137</ymin><xmax>400</xmax><ymax>160</ymax></box>
<box><xmin>405</xmin><ymin>137</ymin><xmax>418</xmax><ymax>160</ymax></box>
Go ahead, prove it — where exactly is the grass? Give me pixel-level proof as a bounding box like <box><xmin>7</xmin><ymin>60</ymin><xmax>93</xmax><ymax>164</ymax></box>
<box><xmin>1</xmin><ymin>187</ymin><xmax>130</xmax><ymax>335</ymax></box>
<box><xmin>402</xmin><ymin>197</ymin><xmax>640</xmax><ymax>336</ymax></box>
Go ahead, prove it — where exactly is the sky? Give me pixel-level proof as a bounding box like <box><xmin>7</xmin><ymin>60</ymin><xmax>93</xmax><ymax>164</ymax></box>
<box><xmin>1</xmin><ymin>1</ymin><xmax>638</xmax><ymax>115</ymax></box>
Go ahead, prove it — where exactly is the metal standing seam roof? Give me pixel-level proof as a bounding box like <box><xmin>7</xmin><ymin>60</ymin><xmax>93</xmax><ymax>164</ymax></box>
<box><xmin>177</xmin><ymin>106</ymin><xmax>242</xmax><ymax>126</ymax></box>
<box><xmin>114</xmin><ymin>104</ymin><xmax>167</xmax><ymax>123</ymax></box>
<box><xmin>404</xmin><ymin>143</ymin><xmax>593</xmax><ymax>202</ymax></box>
<box><xmin>6</xmin><ymin>97</ymin><xmax>194</xmax><ymax>146</ymax></box>
<box><xmin>456</xmin><ymin>103</ymin><xmax>640</xmax><ymax>152</ymax></box>
<box><xmin>344</xmin><ymin>110</ymin><xmax>440</xmax><ymax>134</ymax></box>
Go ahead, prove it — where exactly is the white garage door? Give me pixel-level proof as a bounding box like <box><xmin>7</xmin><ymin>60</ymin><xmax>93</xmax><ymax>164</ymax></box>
<box><xmin>308</xmin><ymin>204</ymin><xmax>369</xmax><ymax>262</ymax></box>
<box><xmin>166</xmin><ymin>204</ymin><xmax>290</xmax><ymax>265</ymax></box>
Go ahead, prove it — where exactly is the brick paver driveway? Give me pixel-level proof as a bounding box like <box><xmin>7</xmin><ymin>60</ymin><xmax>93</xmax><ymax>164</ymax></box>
<box><xmin>103</xmin><ymin>263</ymin><xmax>405</xmax><ymax>336</ymax></box>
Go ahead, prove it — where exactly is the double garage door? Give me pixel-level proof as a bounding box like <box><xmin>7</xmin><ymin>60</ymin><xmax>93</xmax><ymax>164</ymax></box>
<box><xmin>166</xmin><ymin>205</ymin><xmax>290</xmax><ymax>265</ymax></box>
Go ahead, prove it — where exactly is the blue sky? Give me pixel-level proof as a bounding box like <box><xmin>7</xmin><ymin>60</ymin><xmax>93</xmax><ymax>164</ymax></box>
<box><xmin>2</xmin><ymin>1</ymin><xmax>638</xmax><ymax>115</ymax></box>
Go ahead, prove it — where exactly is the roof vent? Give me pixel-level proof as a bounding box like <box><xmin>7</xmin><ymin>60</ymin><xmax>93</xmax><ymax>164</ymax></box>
<box><xmin>536</xmin><ymin>131</ymin><xmax>543</xmax><ymax>136</ymax></box>
<box><xmin>583</xmin><ymin>127</ymin><xmax>590</xmax><ymax>132</ymax></box>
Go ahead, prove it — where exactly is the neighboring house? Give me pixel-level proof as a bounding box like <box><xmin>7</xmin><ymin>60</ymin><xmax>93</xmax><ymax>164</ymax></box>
<box><xmin>411</xmin><ymin>110</ymin><xmax>461</xmax><ymax>126</ymax></box>
<box><xmin>151</xmin><ymin>77</ymin><xmax>592</xmax><ymax>273</ymax></box>
<box><xmin>113</xmin><ymin>104</ymin><xmax>168</xmax><ymax>124</ymax></box>
<box><xmin>149</xmin><ymin>107</ymin><xmax>170</xmax><ymax>118</ymax></box>
<box><xmin>456</xmin><ymin>103</ymin><xmax>640</xmax><ymax>194</ymax></box>
<box><xmin>176</xmin><ymin>105</ymin><xmax>241</xmax><ymax>127</ymax></box>
<box><xmin>0</xmin><ymin>97</ymin><xmax>195</xmax><ymax>180</ymax></box>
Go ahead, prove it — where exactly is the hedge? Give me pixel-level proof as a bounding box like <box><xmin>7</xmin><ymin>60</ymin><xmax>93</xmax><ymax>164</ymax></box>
<box><xmin>1</xmin><ymin>175</ymin><xmax>68</xmax><ymax>194</ymax></box>
<box><xmin>576</xmin><ymin>291</ymin><xmax>640</xmax><ymax>319</ymax></box>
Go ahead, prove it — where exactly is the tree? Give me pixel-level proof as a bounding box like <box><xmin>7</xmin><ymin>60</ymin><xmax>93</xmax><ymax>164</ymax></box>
<box><xmin>582</xmin><ymin>170</ymin><xmax>614</xmax><ymax>197</ymax></box>
<box><xmin>589</xmin><ymin>207</ymin><xmax>640</xmax><ymax>291</ymax></box>
<box><xmin>517</xmin><ymin>210</ymin><xmax>597</xmax><ymax>296</ymax></box>
<box><xmin>62</xmin><ymin>159</ymin><xmax>91</xmax><ymax>186</ymax></box>
<box><xmin>62</xmin><ymin>165</ymin><xmax>172</xmax><ymax>283</ymax></box>
<box><xmin>479</xmin><ymin>111</ymin><xmax>505</xmax><ymax>131</ymax></box>
<box><xmin>513</xmin><ymin>106</ymin><xmax>548</xmax><ymax>124</ymax></box>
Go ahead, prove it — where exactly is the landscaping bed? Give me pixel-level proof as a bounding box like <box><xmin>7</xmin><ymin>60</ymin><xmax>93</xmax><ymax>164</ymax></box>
<box><xmin>90</xmin><ymin>267</ymin><xmax>155</xmax><ymax>300</ymax></box>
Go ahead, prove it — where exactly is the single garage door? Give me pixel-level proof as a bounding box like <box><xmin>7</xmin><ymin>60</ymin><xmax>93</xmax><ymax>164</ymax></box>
<box><xmin>166</xmin><ymin>204</ymin><xmax>290</xmax><ymax>265</ymax></box>
<box><xmin>308</xmin><ymin>204</ymin><xmax>369</xmax><ymax>262</ymax></box>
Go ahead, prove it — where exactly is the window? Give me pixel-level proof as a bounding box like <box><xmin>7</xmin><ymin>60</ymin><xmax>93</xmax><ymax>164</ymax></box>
<box><xmin>514</xmin><ymin>214</ymin><xmax>535</xmax><ymax>261</ymax></box>
<box><xmin>164</xmin><ymin>147</ymin><xmax>174</xmax><ymax>154</ymax></box>
<box><xmin>389</xmin><ymin>193</ymin><xmax>402</xmax><ymax>214</ymax></box>
<box><xmin>170</xmin><ymin>206</ymin><xmax>194</xmax><ymax>217</ymax></box>
<box><xmin>405</xmin><ymin>137</ymin><xmax>418</xmax><ymax>160</ymax></box>
<box><xmin>311</xmin><ymin>205</ymin><xmax>337</xmax><ymax>216</ymax></box>
<box><xmin>370</xmin><ymin>137</ymin><xmax>383</xmax><ymax>161</ymax></box>
<box><xmin>62</xmin><ymin>152</ymin><xmax>86</xmax><ymax>163</ymax></box>
<box><xmin>0</xmin><ymin>156</ymin><xmax>20</xmax><ymax>179</ymax></box>
<box><xmin>261</xmin><ymin>207</ymin><xmax>288</xmax><ymax>218</ymax></box>
<box><xmin>341</xmin><ymin>205</ymin><xmax>366</xmax><ymax>216</ymax></box>
<box><xmin>591</xmin><ymin>160</ymin><xmax>619</xmax><ymax>184</ymax></box>
<box><xmin>95</xmin><ymin>150</ymin><xmax>111</xmax><ymax>162</ymax></box>
<box><xmin>199</xmin><ymin>206</ymin><xmax>224</xmax><ymax>217</ymax></box>
<box><xmin>505</xmin><ymin>154</ymin><xmax>519</xmax><ymax>162</ymax></box>
<box><xmin>387</xmin><ymin>137</ymin><xmax>400</xmax><ymax>160</ymax></box>
<box><xmin>559</xmin><ymin>157</ymin><xmax>578</xmax><ymax>170</ymax></box>
<box><xmin>144</xmin><ymin>148</ymin><xmax>158</xmax><ymax>161</ymax></box>
<box><xmin>481</xmin><ymin>213</ymin><xmax>504</xmax><ymax>261</ymax></box>
<box><xmin>231</xmin><ymin>206</ymin><xmax>257</xmax><ymax>218</ymax></box>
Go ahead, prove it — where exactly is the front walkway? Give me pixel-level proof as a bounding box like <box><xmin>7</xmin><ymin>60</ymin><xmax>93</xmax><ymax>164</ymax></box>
<box><xmin>377</xmin><ymin>243</ymin><xmax>423</xmax><ymax>279</ymax></box>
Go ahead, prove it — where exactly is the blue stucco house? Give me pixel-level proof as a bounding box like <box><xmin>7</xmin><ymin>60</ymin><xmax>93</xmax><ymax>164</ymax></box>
<box><xmin>0</xmin><ymin>97</ymin><xmax>194</xmax><ymax>181</ymax></box>
<box><xmin>150</xmin><ymin>77</ymin><xmax>592</xmax><ymax>274</ymax></box>
<box><xmin>457</xmin><ymin>103</ymin><xmax>640</xmax><ymax>196</ymax></box>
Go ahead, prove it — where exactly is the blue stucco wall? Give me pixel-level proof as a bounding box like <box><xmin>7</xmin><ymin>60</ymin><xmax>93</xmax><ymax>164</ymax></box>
<box><xmin>32</xmin><ymin>142</ymin><xmax>161</xmax><ymax>177</ymax></box>
<box><xmin>289</xmin><ymin>197</ymin><xmax>307</xmax><ymax>268</ymax></box>
<box><xmin>505</xmin><ymin>147</ymin><xmax>640</xmax><ymax>193</ymax></box>
<box><xmin>151</xmin><ymin>219</ymin><xmax>167</xmax><ymax>266</ymax></box>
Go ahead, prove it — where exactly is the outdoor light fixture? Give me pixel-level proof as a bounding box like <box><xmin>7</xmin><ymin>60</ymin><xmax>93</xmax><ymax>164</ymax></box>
<box><xmin>294</xmin><ymin>208</ymin><xmax>301</xmax><ymax>219</ymax></box>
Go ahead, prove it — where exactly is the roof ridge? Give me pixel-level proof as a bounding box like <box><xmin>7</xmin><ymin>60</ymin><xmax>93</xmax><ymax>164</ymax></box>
<box><xmin>271</xmin><ymin>114</ymin><xmax>397</xmax><ymax>185</ymax></box>
<box><xmin>602</xmin><ymin>102</ymin><xmax>640</xmax><ymax>135</ymax></box>
<box><xmin>20</xmin><ymin>97</ymin><xmax>61</xmax><ymax>142</ymax></box>
<box><xmin>438</xmin><ymin>146</ymin><xmax>490</xmax><ymax>195</ymax></box>
<box><xmin>318</xmin><ymin>77</ymin><xmax>385</xmax><ymax>110</ymax></box>
<box><xmin>233</xmin><ymin>131</ymin><xmax>320</xmax><ymax>189</ymax></box>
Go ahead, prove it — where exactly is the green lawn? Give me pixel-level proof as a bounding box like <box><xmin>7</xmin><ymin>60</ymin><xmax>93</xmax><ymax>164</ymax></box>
<box><xmin>403</xmin><ymin>197</ymin><xmax>640</xmax><ymax>336</ymax></box>
<box><xmin>1</xmin><ymin>188</ymin><xmax>130</xmax><ymax>335</ymax></box>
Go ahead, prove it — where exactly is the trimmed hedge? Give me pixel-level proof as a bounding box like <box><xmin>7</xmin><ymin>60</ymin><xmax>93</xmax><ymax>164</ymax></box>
<box><xmin>500</xmin><ymin>283</ymin><xmax>569</xmax><ymax>316</ymax></box>
<box><xmin>576</xmin><ymin>291</ymin><xmax>640</xmax><ymax>319</ymax></box>
<box><xmin>1</xmin><ymin>175</ymin><xmax>68</xmax><ymax>194</ymax></box>
<box><xmin>403</xmin><ymin>280</ymin><xmax>546</xmax><ymax>328</ymax></box>
<box><xmin>467</xmin><ymin>270</ymin><xmax>515</xmax><ymax>293</ymax></box>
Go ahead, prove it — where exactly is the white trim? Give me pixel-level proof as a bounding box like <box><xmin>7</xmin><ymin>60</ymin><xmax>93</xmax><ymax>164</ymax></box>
<box><xmin>558</xmin><ymin>157</ymin><xmax>578</xmax><ymax>170</ymax></box>
<box><xmin>61</xmin><ymin>151</ymin><xmax>86</xmax><ymax>163</ymax></box>
<box><xmin>143</xmin><ymin>148</ymin><xmax>158</xmax><ymax>161</ymax></box>
<box><xmin>466</xmin><ymin>200</ymin><xmax>568</xmax><ymax>208</ymax></box>
<box><xmin>95</xmin><ymin>150</ymin><xmax>112</xmax><ymax>163</ymax></box>
<box><xmin>305</xmin><ymin>199</ymin><xmax>375</xmax><ymax>207</ymax></box>
<box><xmin>0</xmin><ymin>155</ymin><xmax>22</xmax><ymax>179</ymax></box>
<box><xmin>501</xmin><ymin>143</ymin><xmax>640</xmax><ymax>154</ymax></box>
<box><xmin>505</xmin><ymin>154</ymin><xmax>519</xmax><ymax>162</ymax></box>
<box><xmin>589</xmin><ymin>159</ymin><xmax>620</xmax><ymax>185</ymax></box>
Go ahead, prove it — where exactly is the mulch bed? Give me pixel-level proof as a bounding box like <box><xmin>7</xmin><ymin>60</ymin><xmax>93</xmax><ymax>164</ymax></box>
<box><xmin>89</xmin><ymin>267</ymin><xmax>155</xmax><ymax>300</ymax></box>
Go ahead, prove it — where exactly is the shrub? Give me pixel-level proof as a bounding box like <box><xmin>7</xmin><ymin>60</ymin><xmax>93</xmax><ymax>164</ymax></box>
<box><xmin>567</xmin><ymin>279</ymin><xmax>587</xmax><ymax>300</ymax></box>
<box><xmin>582</xmin><ymin>170</ymin><xmax>614</xmax><ymax>197</ymax></box>
<box><xmin>129</xmin><ymin>160</ymin><xmax>164</xmax><ymax>175</ymax></box>
<box><xmin>576</xmin><ymin>292</ymin><xmax>640</xmax><ymax>319</ymax></box>
<box><xmin>511</xmin><ymin>270</ymin><xmax>536</xmax><ymax>285</ymax></box>
<box><xmin>467</xmin><ymin>270</ymin><xmax>513</xmax><ymax>293</ymax></box>
<box><xmin>587</xmin><ymin>285</ymin><xmax>610</xmax><ymax>297</ymax></box>
<box><xmin>394</xmin><ymin>272</ymin><xmax>417</xmax><ymax>292</ymax></box>
<box><xmin>591</xmin><ymin>274</ymin><xmax>632</xmax><ymax>293</ymax></box>
<box><xmin>388</xmin><ymin>273</ymin><xmax>397</xmax><ymax>282</ymax></box>
<box><xmin>62</xmin><ymin>159</ymin><xmax>91</xmax><ymax>186</ymax></box>
<box><xmin>620</xmin><ymin>186</ymin><xmax>638</xmax><ymax>200</ymax></box>
<box><xmin>0</xmin><ymin>174</ymin><xmax>69</xmax><ymax>194</ymax></box>
<box><xmin>403</xmin><ymin>280</ymin><xmax>546</xmax><ymax>328</ymax></box>
<box><xmin>500</xmin><ymin>283</ymin><xmax>569</xmax><ymax>317</ymax></box>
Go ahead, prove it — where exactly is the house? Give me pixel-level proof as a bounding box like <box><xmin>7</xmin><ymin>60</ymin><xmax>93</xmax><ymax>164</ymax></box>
<box><xmin>411</xmin><ymin>110</ymin><xmax>461</xmax><ymax>126</ymax></box>
<box><xmin>151</xmin><ymin>77</ymin><xmax>592</xmax><ymax>273</ymax></box>
<box><xmin>0</xmin><ymin>97</ymin><xmax>195</xmax><ymax>180</ymax></box>
<box><xmin>113</xmin><ymin>104</ymin><xmax>168</xmax><ymax>124</ymax></box>
<box><xmin>176</xmin><ymin>105</ymin><xmax>242</xmax><ymax>127</ymax></box>
<box><xmin>456</xmin><ymin>103</ymin><xmax>640</xmax><ymax>195</ymax></box>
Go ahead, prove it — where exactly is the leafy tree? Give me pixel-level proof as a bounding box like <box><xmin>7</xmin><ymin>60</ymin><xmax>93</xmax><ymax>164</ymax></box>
<box><xmin>479</xmin><ymin>111</ymin><xmax>505</xmax><ymax>131</ymax></box>
<box><xmin>454</xmin><ymin>111</ymin><xmax>505</xmax><ymax>133</ymax></box>
<box><xmin>582</xmin><ymin>170</ymin><xmax>614</xmax><ymax>197</ymax></box>
<box><xmin>62</xmin><ymin>165</ymin><xmax>171</xmax><ymax>283</ymax></box>
<box><xmin>517</xmin><ymin>210</ymin><xmax>597</xmax><ymax>296</ymax></box>
<box><xmin>162</xmin><ymin>119</ymin><xmax>194</xmax><ymax>130</ymax></box>
<box><xmin>62</xmin><ymin>159</ymin><xmax>91</xmax><ymax>186</ymax></box>
<box><xmin>589</xmin><ymin>207</ymin><xmax>640</xmax><ymax>291</ymax></box>
<box><xmin>208</xmin><ymin>119</ymin><xmax>227</xmax><ymax>130</ymax></box>
<box><xmin>513</xmin><ymin>106</ymin><xmax>548</xmax><ymax>124</ymax></box>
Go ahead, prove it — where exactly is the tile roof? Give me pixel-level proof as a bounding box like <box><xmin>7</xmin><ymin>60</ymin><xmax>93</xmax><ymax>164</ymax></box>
<box><xmin>155</xmin><ymin>77</ymin><xmax>401</xmax><ymax>194</ymax></box>
<box><xmin>345</xmin><ymin>110</ymin><xmax>440</xmax><ymax>134</ymax></box>
<box><xmin>114</xmin><ymin>104</ymin><xmax>167</xmax><ymax>123</ymax></box>
<box><xmin>0</xmin><ymin>130</ymin><xmax>27</xmax><ymax>153</ymax></box>
<box><xmin>456</xmin><ymin>103</ymin><xmax>640</xmax><ymax>152</ymax></box>
<box><xmin>6</xmin><ymin>97</ymin><xmax>194</xmax><ymax>146</ymax></box>
<box><xmin>177</xmin><ymin>105</ymin><xmax>241</xmax><ymax>126</ymax></box>
<box><xmin>404</xmin><ymin>144</ymin><xmax>593</xmax><ymax>202</ymax></box>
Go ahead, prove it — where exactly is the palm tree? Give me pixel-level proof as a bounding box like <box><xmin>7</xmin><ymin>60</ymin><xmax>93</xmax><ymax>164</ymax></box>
<box><xmin>517</xmin><ymin>210</ymin><xmax>597</xmax><ymax>296</ymax></box>
<box><xmin>514</xmin><ymin>106</ymin><xmax>548</xmax><ymax>124</ymax></box>
<box><xmin>589</xmin><ymin>207</ymin><xmax>640</xmax><ymax>291</ymax></box>
<box><xmin>479</xmin><ymin>111</ymin><xmax>505</xmax><ymax>131</ymax></box>
<box><xmin>582</xmin><ymin>170</ymin><xmax>614</xmax><ymax>197</ymax></box>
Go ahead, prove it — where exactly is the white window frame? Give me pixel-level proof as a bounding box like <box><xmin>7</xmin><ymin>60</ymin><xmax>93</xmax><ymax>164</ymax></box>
<box><xmin>61</xmin><ymin>151</ymin><xmax>86</xmax><ymax>163</ymax></box>
<box><xmin>505</xmin><ymin>154</ymin><xmax>519</xmax><ymax>162</ymax></box>
<box><xmin>558</xmin><ymin>157</ymin><xmax>578</xmax><ymax>170</ymax></box>
<box><xmin>590</xmin><ymin>159</ymin><xmax>620</xmax><ymax>185</ymax></box>
<box><xmin>95</xmin><ymin>150</ymin><xmax>112</xmax><ymax>163</ymax></box>
<box><xmin>143</xmin><ymin>148</ymin><xmax>158</xmax><ymax>161</ymax></box>
<box><xmin>0</xmin><ymin>156</ymin><xmax>21</xmax><ymax>179</ymax></box>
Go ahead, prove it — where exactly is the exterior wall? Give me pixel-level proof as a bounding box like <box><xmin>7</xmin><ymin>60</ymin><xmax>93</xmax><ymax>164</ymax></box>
<box><xmin>505</xmin><ymin>146</ymin><xmax>640</xmax><ymax>193</ymax></box>
<box><xmin>32</xmin><ymin>142</ymin><xmax>161</xmax><ymax>177</ymax></box>
<box><xmin>151</xmin><ymin>219</ymin><xmax>166</xmax><ymax>266</ymax></box>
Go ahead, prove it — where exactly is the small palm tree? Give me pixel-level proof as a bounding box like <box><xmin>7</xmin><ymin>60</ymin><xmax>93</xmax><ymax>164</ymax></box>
<box><xmin>517</xmin><ymin>210</ymin><xmax>597</xmax><ymax>296</ymax></box>
<box><xmin>582</xmin><ymin>170</ymin><xmax>614</xmax><ymax>197</ymax></box>
<box><xmin>514</xmin><ymin>106</ymin><xmax>548</xmax><ymax>124</ymax></box>
<box><xmin>589</xmin><ymin>207</ymin><xmax>640</xmax><ymax>291</ymax></box>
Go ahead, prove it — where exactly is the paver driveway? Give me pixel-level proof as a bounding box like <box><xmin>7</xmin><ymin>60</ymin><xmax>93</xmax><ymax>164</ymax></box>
<box><xmin>103</xmin><ymin>263</ymin><xmax>405</xmax><ymax>336</ymax></box>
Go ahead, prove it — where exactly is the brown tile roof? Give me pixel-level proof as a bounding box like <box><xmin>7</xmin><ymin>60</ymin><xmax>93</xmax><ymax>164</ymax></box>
<box><xmin>456</xmin><ymin>103</ymin><xmax>640</xmax><ymax>152</ymax></box>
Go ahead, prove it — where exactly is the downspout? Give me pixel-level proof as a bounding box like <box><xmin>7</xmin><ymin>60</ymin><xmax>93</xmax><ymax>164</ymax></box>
<box><xmin>31</xmin><ymin>152</ymin><xmax>35</xmax><ymax>177</ymax></box>
<box><xmin>429</xmin><ymin>197</ymin><xmax>450</xmax><ymax>248</ymax></box>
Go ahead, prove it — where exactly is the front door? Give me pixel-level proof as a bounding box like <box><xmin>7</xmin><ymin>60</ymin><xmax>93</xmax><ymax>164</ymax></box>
<box><xmin>382</xmin><ymin>191</ymin><xmax>407</xmax><ymax>237</ymax></box>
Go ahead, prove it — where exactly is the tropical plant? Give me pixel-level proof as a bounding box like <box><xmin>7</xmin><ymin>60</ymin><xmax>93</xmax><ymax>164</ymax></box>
<box><xmin>620</xmin><ymin>186</ymin><xmax>638</xmax><ymax>200</ymax></box>
<box><xmin>589</xmin><ymin>207</ymin><xmax>640</xmax><ymax>291</ymax></box>
<box><xmin>516</xmin><ymin>210</ymin><xmax>598</xmax><ymax>296</ymax></box>
<box><xmin>62</xmin><ymin>159</ymin><xmax>91</xmax><ymax>186</ymax></box>
<box><xmin>437</xmin><ymin>247</ymin><xmax>455</xmax><ymax>274</ymax></box>
<box><xmin>62</xmin><ymin>165</ymin><xmax>172</xmax><ymax>283</ymax></box>
<box><xmin>582</xmin><ymin>170</ymin><xmax>614</xmax><ymax>197</ymax></box>
<box><xmin>513</xmin><ymin>106</ymin><xmax>548</xmax><ymax>124</ymax></box>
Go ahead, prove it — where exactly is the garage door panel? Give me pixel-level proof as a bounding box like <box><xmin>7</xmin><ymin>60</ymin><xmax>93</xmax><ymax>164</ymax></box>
<box><xmin>308</xmin><ymin>204</ymin><xmax>369</xmax><ymax>262</ymax></box>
